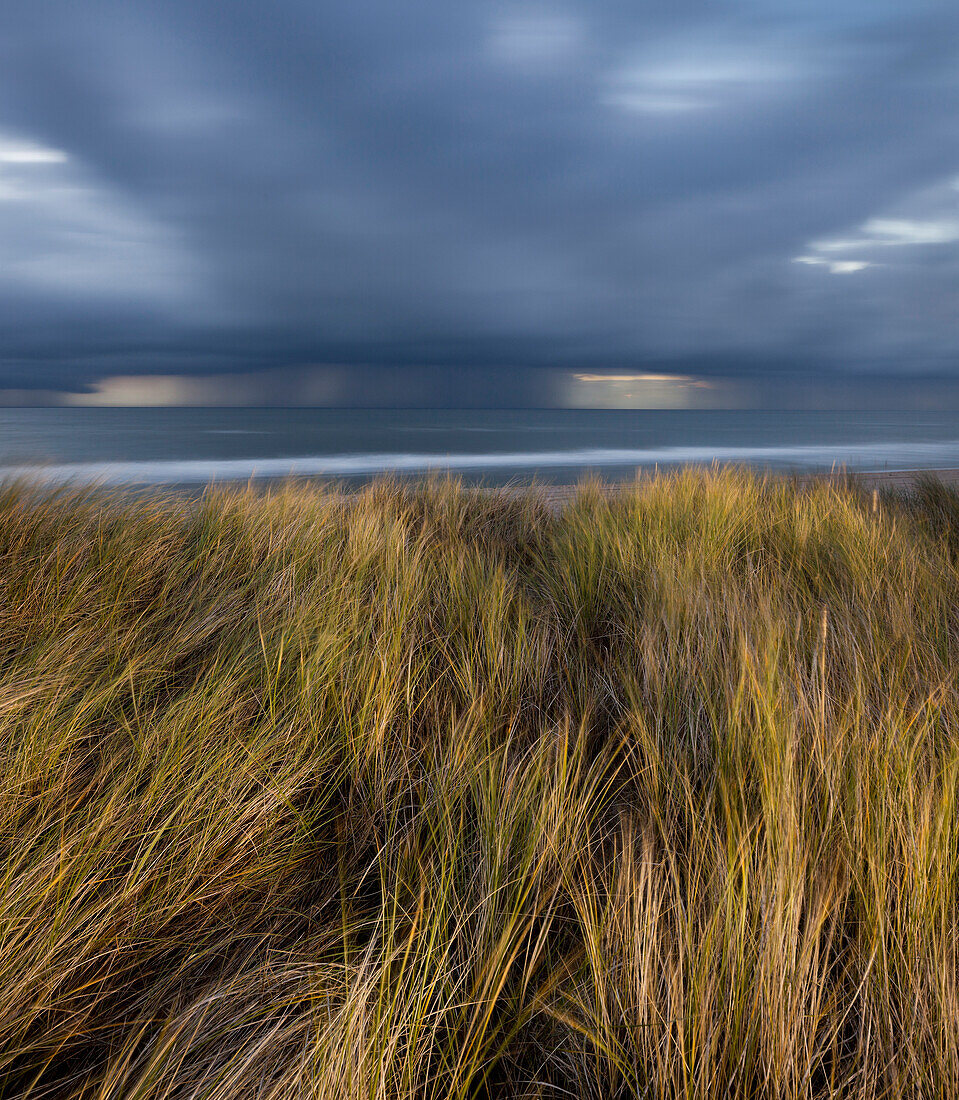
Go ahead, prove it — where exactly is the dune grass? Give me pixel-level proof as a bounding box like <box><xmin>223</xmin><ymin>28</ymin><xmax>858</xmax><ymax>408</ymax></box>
<box><xmin>0</xmin><ymin>469</ymin><xmax>958</xmax><ymax>1097</ymax></box>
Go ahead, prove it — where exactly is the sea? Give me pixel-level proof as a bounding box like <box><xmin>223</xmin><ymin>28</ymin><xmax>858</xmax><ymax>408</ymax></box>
<box><xmin>2</xmin><ymin>407</ymin><xmax>959</xmax><ymax>488</ymax></box>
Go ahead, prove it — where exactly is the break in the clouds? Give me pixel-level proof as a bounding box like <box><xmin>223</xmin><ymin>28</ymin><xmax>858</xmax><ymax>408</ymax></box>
<box><xmin>794</xmin><ymin>174</ymin><xmax>959</xmax><ymax>275</ymax></box>
<box><xmin>0</xmin><ymin>128</ymin><xmax>204</xmax><ymax>307</ymax></box>
<box><xmin>0</xmin><ymin>0</ymin><xmax>958</xmax><ymax>394</ymax></box>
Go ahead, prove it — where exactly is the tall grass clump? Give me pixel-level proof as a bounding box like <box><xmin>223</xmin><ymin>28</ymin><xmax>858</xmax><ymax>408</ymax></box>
<box><xmin>0</xmin><ymin>469</ymin><xmax>957</xmax><ymax>1098</ymax></box>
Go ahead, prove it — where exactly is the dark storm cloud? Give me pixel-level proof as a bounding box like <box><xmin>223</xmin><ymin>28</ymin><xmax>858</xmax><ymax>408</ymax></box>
<box><xmin>0</xmin><ymin>0</ymin><xmax>957</xmax><ymax>391</ymax></box>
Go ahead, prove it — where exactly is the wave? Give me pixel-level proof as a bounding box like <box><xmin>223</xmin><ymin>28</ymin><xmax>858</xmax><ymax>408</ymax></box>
<box><xmin>3</xmin><ymin>440</ymin><xmax>959</xmax><ymax>486</ymax></box>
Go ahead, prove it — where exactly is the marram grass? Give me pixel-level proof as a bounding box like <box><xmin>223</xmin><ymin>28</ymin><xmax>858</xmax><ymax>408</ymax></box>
<box><xmin>0</xmin><ymin>470</ymin><xmax>957</xmax><ymax>1097</ymax></box>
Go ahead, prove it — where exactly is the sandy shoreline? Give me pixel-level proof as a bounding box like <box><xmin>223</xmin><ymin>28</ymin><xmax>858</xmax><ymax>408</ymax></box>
<box><xmin>849</xmin><ymin>467</ymin><xmax>959</xmax><ymax>490</ymax></box>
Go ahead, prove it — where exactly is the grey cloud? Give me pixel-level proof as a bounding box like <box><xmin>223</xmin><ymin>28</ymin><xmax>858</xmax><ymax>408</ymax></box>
<box><xmin>0</xmin><ymin>0</ymin><xmax>957</xmax><ymax>392</ymax></box>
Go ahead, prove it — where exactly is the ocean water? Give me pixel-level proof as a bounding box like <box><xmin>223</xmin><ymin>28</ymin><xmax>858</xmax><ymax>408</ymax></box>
<box><xmin>2</xmin><ymin>407</ymin><xmax>959</xmax><ymax>487</ymax></box>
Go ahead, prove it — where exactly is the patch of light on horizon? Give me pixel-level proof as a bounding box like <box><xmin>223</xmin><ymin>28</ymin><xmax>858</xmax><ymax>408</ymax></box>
<box><xmin>573</xmin><ymin>372</ymin><xmax>711</xmax><ymax>385</ymax></box>
<box><xmin>69</xmin><ymin>375</ymin><xmax>196</xmax><ymax>407</ymax></box>
<box><xmin>566</xmin><ymin>369</ymin><xmax>728</xmax><ymax>409</ymax></box>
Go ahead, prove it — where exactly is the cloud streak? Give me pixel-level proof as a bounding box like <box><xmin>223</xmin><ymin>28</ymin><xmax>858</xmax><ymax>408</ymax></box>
<box><xmin>0</xmin><ymin>0</ymin><xmax>956</xmax><ymax>392</ymax></box>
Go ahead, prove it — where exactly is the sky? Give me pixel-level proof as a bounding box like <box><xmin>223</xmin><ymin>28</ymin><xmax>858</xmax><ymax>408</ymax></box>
<box><xmin>0</xmin><ymin>0</ymin><xmax>958</xmax><ymax>404</ymax></box>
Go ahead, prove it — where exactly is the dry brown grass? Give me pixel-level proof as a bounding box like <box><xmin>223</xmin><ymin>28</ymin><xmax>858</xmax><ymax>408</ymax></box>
<box><xmin>0</xmin><ymin>469</ymin><xmax>956</xmax><ymax>1097</ymax></box>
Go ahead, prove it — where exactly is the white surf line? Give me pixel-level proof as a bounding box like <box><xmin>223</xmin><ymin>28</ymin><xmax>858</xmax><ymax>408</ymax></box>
<box><xmin>3</xmin><ymin>441</ymin><xmax>959</xmax><ymax>486</ymax></box>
